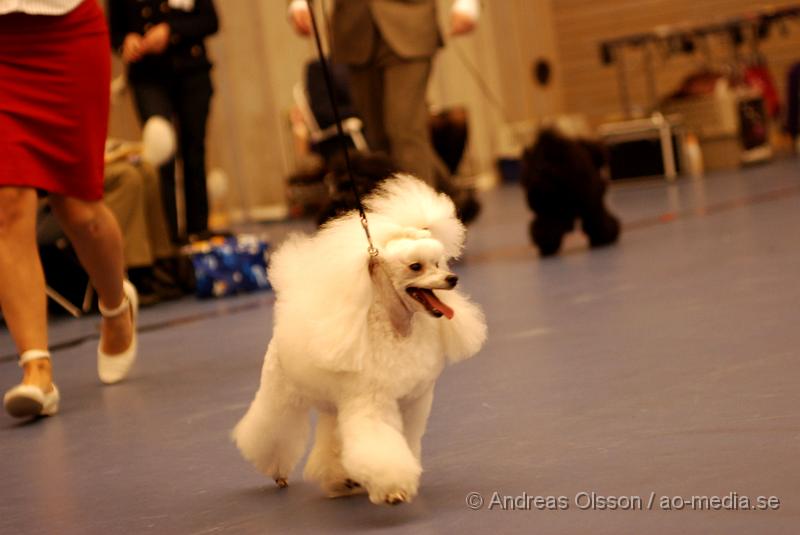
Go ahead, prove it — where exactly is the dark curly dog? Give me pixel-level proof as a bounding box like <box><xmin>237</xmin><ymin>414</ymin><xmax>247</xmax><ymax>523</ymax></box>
<box><xmin>315</xmin><ymin>152</ymin><xmax>399</xmax><ymax>226</ymax></box>
<box><xmin>521</xmin><ymin>129</ymin><xmax>620</xmax><ymax>256</ymax></box>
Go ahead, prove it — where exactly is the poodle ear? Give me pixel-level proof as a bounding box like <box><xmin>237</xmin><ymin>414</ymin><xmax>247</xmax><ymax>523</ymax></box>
<box><xmin>369</xmin><ymin>257</ymin><xmax>413</xmax><ymax>337</ymax></box>
<box><xmin>273</xmin><ymin>269</ymin><xmax>373</xmax><ymax>374</ymax></box>
<box><xmin>269</xmin><ymin>225</ymin><xmax>375</xmax><ymax>374</ymax></box>
<box><xmin>439</xmin><ymin>290</ymin><xmax>487</xmax><ymax>364</ymax></box>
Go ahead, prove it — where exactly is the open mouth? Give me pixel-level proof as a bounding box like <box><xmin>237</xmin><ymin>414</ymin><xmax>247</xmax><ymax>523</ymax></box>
<box><xmin>406</xmin><ymin>288</ymin><xmax>454</xmax><ymax>319</ymax></box>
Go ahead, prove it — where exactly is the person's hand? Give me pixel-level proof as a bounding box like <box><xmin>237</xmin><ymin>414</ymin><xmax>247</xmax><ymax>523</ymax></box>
<box><xmin>122</xmin><ymin>33</ymin><xmax>144</xmax><ymax>63</ymax></box>
<box><xmin>450</xmin><ymin>10</ymin><xmax>477</xmax><ymax>36</ymax></box>
<box><xmin>289</xmin><ymin>4</ymin><xmax>312</xmax><ymax>36</ymax></box>
<box><xmin>143</xmin><ymin>23</ymin><xmax>171</xmax><ymax>55</ymax></box>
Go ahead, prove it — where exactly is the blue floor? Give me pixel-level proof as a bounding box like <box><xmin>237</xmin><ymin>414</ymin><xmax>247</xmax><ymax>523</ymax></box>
<box><xmin>2</xmin><ymin>160</ymin><xmax>799</xmax><ymax>534</ymax></box>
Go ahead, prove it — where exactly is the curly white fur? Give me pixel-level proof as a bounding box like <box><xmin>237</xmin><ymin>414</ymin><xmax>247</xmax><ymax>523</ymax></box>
<box><xmin>232</xmin><ymin>175</ymin><xmax>487</xmax><ymax>505</ymax></box>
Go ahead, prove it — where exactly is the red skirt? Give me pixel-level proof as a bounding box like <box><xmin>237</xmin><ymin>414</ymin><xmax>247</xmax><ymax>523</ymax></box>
<box><xmin>0</xmin><ymin>0</ymin><xmax>110</xmax><ymax>201</ymax></box>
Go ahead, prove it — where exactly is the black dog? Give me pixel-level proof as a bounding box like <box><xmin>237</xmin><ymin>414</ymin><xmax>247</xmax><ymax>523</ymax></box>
<box><xmin>317</xmin><ymin>151</ymin><xmax>481</xmax><ymax>226</ymax></box>
<box><xmin>316</xmin><ymin>152</ymin><xmax>399</xmax><ymax>226</ymax></box>
<box><xmin>521</xmin><ymin>129</ymin><xmax>620</xmax><ymax>256</ymax></box>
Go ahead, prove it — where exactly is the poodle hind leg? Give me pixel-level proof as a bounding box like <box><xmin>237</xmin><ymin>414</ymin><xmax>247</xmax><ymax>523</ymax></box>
<box><xmin>232</xmin><ymin>356</ymin><xmax>310</xmax><ymax>487</ymax></box>
<box><xmin>338</xmin><ymin>401</ymin><xmax>422</xmax><ymax>505</ymax></box>
<box><xmin>304</xmin><ymin>411</ymin><xmax>365</xmax><ymax>498</ymax></box>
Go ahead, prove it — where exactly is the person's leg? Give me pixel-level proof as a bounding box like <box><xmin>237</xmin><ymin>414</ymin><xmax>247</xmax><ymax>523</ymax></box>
<box><xmin>430</xmin><ymin>108</ymin><xmax>469</xmax><ymax>175</ymax></box>
<box><xmin>347</xmin><ymin>62</ymin><xmax>389</xmax><ymax>153</ymax></box>
<box><xmin>380</xmin><ymin>47</ymin><xmax>435</xmax><ymax>184</ymax></box>
<box><xmin>138</xmin><ymin>162</ymin><xmax>175</xmax><ymax>260</ymax></box>
<box><xmin>131</xmin><ymin>81</ymin><xmax>180</xmax><ymax>242</ymax></box>
<box><xmin>104</xmin><ymin>161</ymin><xmax>172</xmax><ymax>305</ymax></box>
<box><xmin>103</xmin><ymin>161</ymin><xmax>153</xmax><ymax>269</ymax></box>
<box><xmin>0</xmin><ymin>187</ymin><xmax>52</xmax><ymax>391</ymax></box>
<box><xmin>172</xmin><ymin>71</ymin><xmax>212</xmax><ymax>237</ymax></box>
<box><xmin>49</xmin><ymin>195</ymin><xmax>132</xmax><ymax>355</ymax></box>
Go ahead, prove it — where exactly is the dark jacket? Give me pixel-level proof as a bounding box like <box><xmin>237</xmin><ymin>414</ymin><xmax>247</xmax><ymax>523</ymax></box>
<box><xmin>108</xmin><ymin>0</ymin><xmax>219</xmax><ymax>82</ymax></box>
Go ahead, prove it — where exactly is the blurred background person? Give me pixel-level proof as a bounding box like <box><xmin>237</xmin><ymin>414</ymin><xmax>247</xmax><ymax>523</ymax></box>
<box><xmin>287</xmin><ymin>0</ymin><xmax>479</xmax><ymax>185</ymax></box>
<box><xmin>103</xmin><ymin>129</ymin><xmax>186</xmax><ymax>305</ymax></box>
<box><xmin>1</xmin><ymin>0</ymin><xmax>139</xmax><ymax>419</ymax></box>
<box><xmin>108</xmin><ymin>0</ymin><xmax>219</xmax><ymax>243</ymax></box>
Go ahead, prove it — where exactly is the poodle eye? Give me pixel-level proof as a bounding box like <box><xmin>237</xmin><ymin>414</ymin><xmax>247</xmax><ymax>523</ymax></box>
<box><xmin>409</xmin><ymin>262</ymin><xmax>423</xmax><ymax>272</ymax></box>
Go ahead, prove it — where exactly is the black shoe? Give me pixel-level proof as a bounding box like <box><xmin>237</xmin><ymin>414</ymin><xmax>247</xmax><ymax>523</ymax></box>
<box><xmin>129</xmin><ymin>267</ymin><xmax>183</xmax><ymax>306</ymax></box>
<box><xmin>128</xmin><ymin>268</ymin><xmax>162</xmax><ymax>307</ymax></box>
<box><xmin>154</xmin><ymin>257</ymin><xmax>196</xmax><ymax>295</ymax></box>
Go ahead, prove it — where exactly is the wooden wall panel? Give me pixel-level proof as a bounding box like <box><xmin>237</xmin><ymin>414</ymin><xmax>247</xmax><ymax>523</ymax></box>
<box><xmin>429</xmin><ymin>0</ymin><xmax>565</xmax><ymax>171</ymax></box>
<box><xmin>552</xmin><ymin>0</ymin><xmax>800</xmax><ymax>121</ymax></box>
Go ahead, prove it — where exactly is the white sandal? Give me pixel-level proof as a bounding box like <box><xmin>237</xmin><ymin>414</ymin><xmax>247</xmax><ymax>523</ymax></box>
<box><xmin>97</xmin><ymin>280</ymin><xmax>139</xmax><ymax>384</ymax></box>
<box><xmin>3</xmin><ymin>350</ymin><xmax>60</xmax><ymax>418</ymax></box>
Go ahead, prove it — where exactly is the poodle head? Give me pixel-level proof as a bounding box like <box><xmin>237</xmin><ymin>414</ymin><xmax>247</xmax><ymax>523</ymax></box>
<box><xmin>363</xmin><ymin>175</ymin><xmax>466</xmax><ymax>333</ymax></box>
<box><xmin>375</xmin><ymin>235</ymin><xmax>459</xmax><ymax>320</ymax></box>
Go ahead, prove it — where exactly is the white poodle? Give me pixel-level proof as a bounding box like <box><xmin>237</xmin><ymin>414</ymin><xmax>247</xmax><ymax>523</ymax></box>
<box><xmin>233</xmin><ymin>175</ymin><xmax>487</xmax><ymax>505</ymax></box>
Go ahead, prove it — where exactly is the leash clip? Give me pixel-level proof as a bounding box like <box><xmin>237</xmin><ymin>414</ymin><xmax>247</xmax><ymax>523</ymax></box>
<box><xmin>361</xmin><ymin>216</ymin><xmax>379</xmax><ymax>257</ymax></box>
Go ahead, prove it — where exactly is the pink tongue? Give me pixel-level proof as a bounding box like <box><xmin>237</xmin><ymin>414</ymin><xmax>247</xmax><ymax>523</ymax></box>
<box><xmin>419</xmin><ymin>290</ymin><xmax>454</xmax><ymax>319</ymax></box>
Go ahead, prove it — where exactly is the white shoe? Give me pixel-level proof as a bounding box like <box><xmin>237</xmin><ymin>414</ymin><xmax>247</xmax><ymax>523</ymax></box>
<box><xmin>3</xmin><ymin>350</ymin><xmax>60</xmax><ymax>418</ymax></box>
<box><xmin>97</xmin><ymin>280</ymin><xmax>139</xmax><ymax>384</ymax></box>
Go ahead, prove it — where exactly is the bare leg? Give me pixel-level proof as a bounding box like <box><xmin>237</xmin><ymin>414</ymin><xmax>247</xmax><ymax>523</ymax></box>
<box><xmin>0</xmin><ymin>187</ymin><xmax>52</xmax><ymax>391</ymax></box>
<box><xmin>49</xmin><ymin>195</ymin><xmax>131</xmax><ymax>355</ymax></box>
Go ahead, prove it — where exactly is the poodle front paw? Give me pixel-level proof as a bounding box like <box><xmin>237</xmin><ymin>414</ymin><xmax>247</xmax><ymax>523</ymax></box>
<box><xmin>365</xmin><ymin>475</ymin><xmax>419</xmax><ymax>506</ymax></box>
<box><xmin>367</xmin><ymin>484</ymin><xmax>416</xmax><ymax>506</ymax></box>
<box><xmin>343</xmin><ymin>448</ymin><xmax>421</xmax><ymax>505</ymax></box>
<box><xmin>385</xmin><ymin>491</ymin><xmax>409</xmax><ymax>505</ymax></box>
<box><xmin>275</xmin><ymin>477</ymin><xmax>289</xmax><ymax>489</ymax></box>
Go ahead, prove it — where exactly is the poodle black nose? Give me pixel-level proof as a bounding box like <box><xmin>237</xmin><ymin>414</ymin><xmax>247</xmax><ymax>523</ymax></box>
<box><xmin>446</xmin><ymin>275</ymin><xmax>459</xmax><ymax>288</ymax></box>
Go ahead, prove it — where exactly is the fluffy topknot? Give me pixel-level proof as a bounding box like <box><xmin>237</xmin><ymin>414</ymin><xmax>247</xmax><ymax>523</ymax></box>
<box><xmin>364</xmin><ymin>174</ymin><xmax>466</xmax><ymax>258</ymax></box>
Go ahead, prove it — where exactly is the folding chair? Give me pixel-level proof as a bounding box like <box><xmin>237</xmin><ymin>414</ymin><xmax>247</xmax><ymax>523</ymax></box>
<box><xmin>293</xmin><ymin>59</ymin><xmax>368</xmax><ymax>155</ymax></box>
